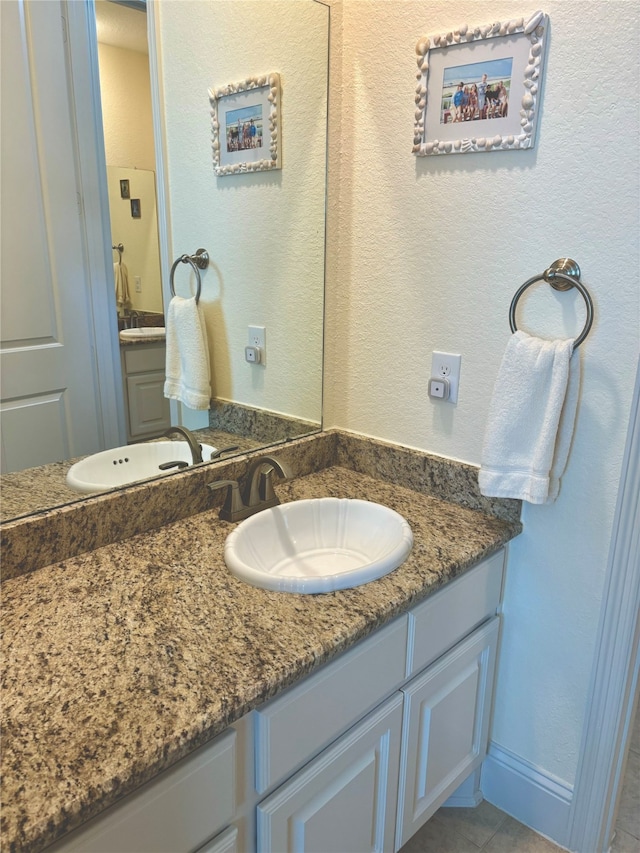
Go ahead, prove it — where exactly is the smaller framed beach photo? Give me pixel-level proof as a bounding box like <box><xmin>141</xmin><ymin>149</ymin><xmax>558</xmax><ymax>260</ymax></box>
<box><xmin>413</xmin><ymin>10</ymin><xmax>548</xmax><ymax>156</ymax></box>
<box><xmin>209</xmin><ymin>73</ymin><xmax>281</xmax><ymax>176</ymax></box>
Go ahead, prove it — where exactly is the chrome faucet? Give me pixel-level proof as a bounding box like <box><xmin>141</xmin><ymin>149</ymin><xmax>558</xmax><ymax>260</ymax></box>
<box><xmin>163</xmin><ymin>426</ymin><xmax>203</xmax><ymax>465</ymax></box>
<box><xmin>208</xmin><ymin>455</ymin><xmax>290</xmax><ymax>522</ymax></box>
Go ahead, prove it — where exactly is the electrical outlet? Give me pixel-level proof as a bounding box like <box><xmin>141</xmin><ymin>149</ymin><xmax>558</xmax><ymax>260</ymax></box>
<box><xmin>431</xmin><ymin>352</ymin><xmax>461</xmax><ymax>403</ymax></box>
<box><xmin>245</xmin><ymin>345</ymin><xmax>262</xmax><ymax>364</ymax></box>
<box><xmin>248</xmin><ymin>325</ymin><xmax>266</xmax><ymax>365</ymax></box>
<box><xmin>429</xmin><ymin>378</ymin><xmax>450</xmax><ymax>400</ymax></box>
<box><xmin>134</xmin><ymin>276</ymin><xmax>142</xmax><ymax>293</ymax></box>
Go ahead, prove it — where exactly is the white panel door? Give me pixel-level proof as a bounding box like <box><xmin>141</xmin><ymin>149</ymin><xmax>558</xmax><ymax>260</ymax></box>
<box><xmin>395</xmin><ymin>618</ymin><xmax>500</xmax><ymax>850</ymax></box>
<box><xmin>257</xmin><ymin>693</ymin><xmax>403</xmax><ymax>853</ymax></box>
<box><xmin>0</xmin><ymin>0</ymin><xmax>106</xmax><ymax>472</ymax></box>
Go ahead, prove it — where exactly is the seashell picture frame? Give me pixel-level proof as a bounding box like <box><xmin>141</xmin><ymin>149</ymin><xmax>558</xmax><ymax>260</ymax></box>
<box><xmin>413</xmin><ymin>11</ymin><xmax>548</xmax><ymax>157</ymax></box>
<box><xmin>209</xmin><ymin>73</ymin><xmax>281</xmax><ymax>176</ymax></box>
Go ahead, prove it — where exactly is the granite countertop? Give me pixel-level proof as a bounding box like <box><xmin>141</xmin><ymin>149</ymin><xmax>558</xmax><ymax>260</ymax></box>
<box><xmin>1</xmin><ymin>464</ymin><xmax>521</xmax><ymax>852</ymax></box>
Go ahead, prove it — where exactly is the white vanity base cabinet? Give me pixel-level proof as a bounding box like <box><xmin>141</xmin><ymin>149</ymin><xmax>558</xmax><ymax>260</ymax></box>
<box><xmin>47</xmin><ymin>728</ymin><xmax>236</xmax><ymax>853</ymax></box>
<box><xmin>121</xmin><ymin>343</ymin><xmax>171</xmax><ymax>441</ymax></box>
<box><xmin>257</xmin><ymin>693</ymin><xmax>404</xmax><ymax>853</ymax></box>
<box><xmin>195</xmin><ymin>825</ymin><xmax>239</xmax><ymax>853</ymax></box>
<box><xmin>395</xmin><ymin>617</ymin><xmax>499</xmax><ymax>849</ymax></box>
<box><xmin>44</xmin><ymin>550</ymin><xmax>505</xmax><ymax>853</ymax></box>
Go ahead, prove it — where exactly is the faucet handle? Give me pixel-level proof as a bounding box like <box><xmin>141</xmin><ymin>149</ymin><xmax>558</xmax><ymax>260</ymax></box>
<box><xmin>260</xmin><ymin>467</ymin><xmax>278</xmax><ymax>503</ymax></box>
<box><xmin>242</xmin><ymin>454</ymin><xmax>290</xmax><ymax>506</ymax></box>
<box><xmin>208</xmin><ymin>479</ymin><xmax>244</xmax><ymax>521</ymax></box>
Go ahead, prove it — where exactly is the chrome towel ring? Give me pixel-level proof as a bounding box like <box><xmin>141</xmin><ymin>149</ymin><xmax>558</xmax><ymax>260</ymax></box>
<box><xmin>169</xmin><ymin>248</ymin><xmax>209</xmax><ymax>303</ymax></box>
<box><xmin>509</xmin><ymin>258</ymin><xmax>594</xmax><ymax>350</ymax></box>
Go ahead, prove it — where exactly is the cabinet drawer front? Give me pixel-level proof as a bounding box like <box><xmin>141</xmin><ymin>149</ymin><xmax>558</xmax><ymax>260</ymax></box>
<box><xmin>124</xmin><ymin>343</ymin><xmax>166</xmax><ymax>374</ymax></box>
<box><xmin>254</xmin><ymin>615</ymin><xmax>408</xmax><ymax>794</ymax></box>
<box><xmin>407</xmin><ymin>549</ymin><xmax>504</xmax><ymax>677</ymax></box>
<box><xmin>51</xmin><ymin>729</ymin><xmax>236</xmax><ymax>853</ymax></box>
<box><xmin>257</xmin><ymin>692</ymin><xmax>404</xmax><ymax>853</ymax></box>
<box><xmin>396</xmin><ymin>617</ymin><xmax>500</xmax><ymax>849</ymax></box>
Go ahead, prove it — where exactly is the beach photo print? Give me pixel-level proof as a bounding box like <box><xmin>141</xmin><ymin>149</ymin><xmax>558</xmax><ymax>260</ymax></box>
<box><xmin>413</xmin><ymin>11</ymin><xmax>548</xmax><ymax>156</ymax></box>
<box><xmin>210</xmin><ymin>73</ymin><xmax>281</xmax><ymax>176</ymax></box>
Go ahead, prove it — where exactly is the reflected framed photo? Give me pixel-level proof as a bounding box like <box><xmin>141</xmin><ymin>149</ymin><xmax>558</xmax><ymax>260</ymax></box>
<box><xmin>413</xmin><ymin>11</ymin><xmax>548</xmax><ymax>156</ymax></box>
<box><xmin>130</xmin><ymin>198</ymin><xmax>141</xmax><ymax>218</ymax></box>
<box><xmin>120</xmin><ymin>179</ymin><xmax>130</xmax><ymax>198</ymax></box>
<box><xmin>209</xmin><ymin>73</ymin><xmax>281</xmax><ymax>176</ymax></box>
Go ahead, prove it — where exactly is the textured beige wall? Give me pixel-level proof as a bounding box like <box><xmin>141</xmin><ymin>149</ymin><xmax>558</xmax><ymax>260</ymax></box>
<box><xmin>98</xmin><ymin>42</ymin><xmax>155</xmax><ymax>171</ymax></box>
<box><xmin>107</xmin><ymin>167</ymin><xmax>163</xmax><ymax>314</ymax></box>
<box><xmin>323</xmin><ymin>0</ymin><xmax>639</xmax><ymax>789</ymax></box>
<box><xmin>157</xmin><ymin>1</ymin><xmax>327</xmax><ymax>424</ymax></box>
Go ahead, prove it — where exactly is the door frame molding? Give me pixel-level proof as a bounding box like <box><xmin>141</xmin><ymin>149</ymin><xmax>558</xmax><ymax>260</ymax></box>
<box><xmin>63</xmin><ymin>0</ymin><xmax>128</xmax><ymax>448</ymax></box>
<box><xmin>568</xmin><ymin>356</ymin><xmax>640</xmax><ymax>852</ymax></box>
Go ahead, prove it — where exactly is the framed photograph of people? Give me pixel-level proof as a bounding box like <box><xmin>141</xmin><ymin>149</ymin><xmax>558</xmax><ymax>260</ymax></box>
<box><xmin>209</xmin><ymin>73</ymin><xmax>281</xmax><ymax>176</ymax></box>
<box><xmin>413</xmin><ymin>11</ymin><xmax>548</xmax><ymax>156</ymax></box>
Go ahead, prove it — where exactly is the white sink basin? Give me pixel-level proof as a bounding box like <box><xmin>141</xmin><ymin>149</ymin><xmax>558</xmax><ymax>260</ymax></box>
<box><xmin>119</xmin><ymin>327</ymin><xmax>166</xmax><ymax>341</ymax></box>
<box><xmin>66</xmin><ymin>441</ymin><xmax>217</xmax><ymax>493</ymax></box>
<box><xmin>224</xmin><ymin>498</ymin><xmax>413</xmax><ymax>594</ymax></box>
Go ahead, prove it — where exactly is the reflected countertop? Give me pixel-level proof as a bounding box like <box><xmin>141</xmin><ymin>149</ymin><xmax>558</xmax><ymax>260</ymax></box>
<box><xmin>119</xmin><ymin>333</ymin><xmax>166</xmax><ymax>346</ymax></box>
<box><xmin>0</xmin><ymin>429</ymin><xmax>261</xmax><ymax>522</ymax></box>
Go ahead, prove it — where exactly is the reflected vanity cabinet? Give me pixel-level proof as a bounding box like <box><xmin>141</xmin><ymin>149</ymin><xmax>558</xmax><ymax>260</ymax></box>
<box><xmin>120</xmin><ymin>342</ymin><xmax>171</xmax><ymax>441</ymax></box>
<box><xmin>48</xmin><ymin>549</ymin><xmax>505</xmax><ymax>853</ymax></box>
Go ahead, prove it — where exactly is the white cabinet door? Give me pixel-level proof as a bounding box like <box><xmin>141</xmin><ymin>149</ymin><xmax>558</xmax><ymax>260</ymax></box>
<box><xmin>395</xmin><ymin>618</ymin><xmax>499</xmax><ymax>850</ymax></box>
<box><xmin>257</xmin><ymin>693</ymin><xmax>403</xmax><ymax>853</ymax></box>
<box><xmin>195</xmin><ymin>825</ymin><xmax>238</xmax><ymax>853</ymax></box>
<box><xmin>122</xmin><ymin>344</ymin><xmax>170</xmax><ymax>439</ymax></box>
<box><xmin>126</xmin><ymin>372</ymin><xmax>171</xmax><ymax>438</ymax></box>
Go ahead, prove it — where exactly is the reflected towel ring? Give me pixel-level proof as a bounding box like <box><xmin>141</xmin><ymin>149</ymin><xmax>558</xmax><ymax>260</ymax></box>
<box><xmin>509</xmin><ymin>258</ymin><xmax>594</xmax><ymax>350</ymax></box>
<box><xmin>169</xmin><ymin>248</ymin><xmax>209</xmax><ymax>303</ymax></box>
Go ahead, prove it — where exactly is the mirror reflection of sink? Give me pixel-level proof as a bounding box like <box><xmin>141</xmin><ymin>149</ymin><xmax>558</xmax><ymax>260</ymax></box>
<box><xmin>66</xmin><ymin>441</ymin><xmax>216</xmax><ymax>494</ymax></box>
<box><xmin>224</xmin><ymin>498</ymin><xmax>413</xmax><ymax>594</ymax></box>
<box><xmin>119</xmin><ymin>327</ymin><xmax>166</xmax><ymax>341</ymax></box>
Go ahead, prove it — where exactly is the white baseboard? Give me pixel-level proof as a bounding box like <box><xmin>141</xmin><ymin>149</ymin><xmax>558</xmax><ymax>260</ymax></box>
<box><xmin>480</xmin><ymin>742</ymin><xmax>573</xmax><ymax>848</ymax></box>
<box><xmin>443</xmin><ymin>767</ymin><xmax>483</xmax><ymax>808</ymax></box>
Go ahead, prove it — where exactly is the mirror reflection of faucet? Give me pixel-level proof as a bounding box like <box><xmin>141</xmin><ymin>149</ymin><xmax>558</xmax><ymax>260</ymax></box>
<box><xmin>160</xmin><ymin>427</ymin><xmax>239</xmax><ymax>472</ymax></box>
<box><xmin>209</xmin><ymin>455</ymin><xmax>290</xmax><ymax>522</ymax></box>
<box><xmin>163</xmin><ymin>426</ymin><xmax>203</xmax><ymax>464</ymax></box>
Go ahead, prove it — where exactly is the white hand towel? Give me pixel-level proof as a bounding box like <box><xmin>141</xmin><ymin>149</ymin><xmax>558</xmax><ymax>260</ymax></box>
<box><xmin>478</xmin><ymin>330</ymin><xmax>580</xmax><ymax>504</ymax></box>
<box><xmin>163</xmin><ymin>296</ymin><xmax>211</xmax><ymax>410</ymax></box>
<box><xmin>114</xmin><ymin>261</ymin><xmax>131</xmax><ymax>310</ymax></box>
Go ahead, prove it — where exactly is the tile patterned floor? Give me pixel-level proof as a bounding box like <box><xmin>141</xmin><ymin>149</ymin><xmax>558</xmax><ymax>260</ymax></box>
<box><xmin>400</xmin><ymin>703</ymin><xmax>640</xmax><ymax>853</ymax></box>
<box><xmin>399</xmin><ymin>801</ymin><xmax>565</xmax><ymax>853</ymax></box>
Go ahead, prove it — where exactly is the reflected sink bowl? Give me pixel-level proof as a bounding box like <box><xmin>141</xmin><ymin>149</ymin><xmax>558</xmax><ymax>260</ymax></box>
<box><xmin>224</xmin><ymin>498</ymin><xmax>413</xmax><ymax>594</ymax></box>
<box><xmin>66</xmin><ymin>441</ymin><xmax>216</xmax><ymax>493</ymax></box>
<box><xmin>119</xmin><ymin>327</ymin><xmax>166</xmax><ymax>341</ymax></box>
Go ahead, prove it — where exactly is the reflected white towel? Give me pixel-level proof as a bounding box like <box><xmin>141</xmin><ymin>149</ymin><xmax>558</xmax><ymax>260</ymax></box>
<box><xmin>114</xmin><ymin>262</ymin><xmax>131</xmax><ymax>310</ymax></box>
<box><xmin>163</xmin><ymin>296</ymin><xmax>211</xmax><ymax>410</ymax></box>
<box><xmin>478</xmin><ymin>331</ymin><xmax>580</xmax><ymax>504</ymax></box>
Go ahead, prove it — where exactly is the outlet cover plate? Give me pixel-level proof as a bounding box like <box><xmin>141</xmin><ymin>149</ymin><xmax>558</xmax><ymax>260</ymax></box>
<box><xmin>248</xmin><ymin>325</ymin><xmax>266</xmax><ymax>365</ymax></box>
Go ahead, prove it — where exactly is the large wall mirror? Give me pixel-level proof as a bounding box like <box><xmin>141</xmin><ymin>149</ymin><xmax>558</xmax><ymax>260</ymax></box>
<box><xmin>0</xmin><ymin>0</ymin><xmax>328</xmax><ymax>522</ymax></box>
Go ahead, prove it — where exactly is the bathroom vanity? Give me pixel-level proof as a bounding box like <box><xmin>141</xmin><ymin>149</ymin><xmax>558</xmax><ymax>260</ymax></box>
<box><xmin>120</xmin><ymin>338</ymin><xmax>170</xmax><ymax>441</ymax></box>
<box><xmin>0</xmin><ymin>430</ymin><xmax>521</xmax><ymax>853</ymax></box>
<box><xmin>49</xmin><ymin>551</ymin><xmax>502</xmax><ymax>853</ymax></box>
